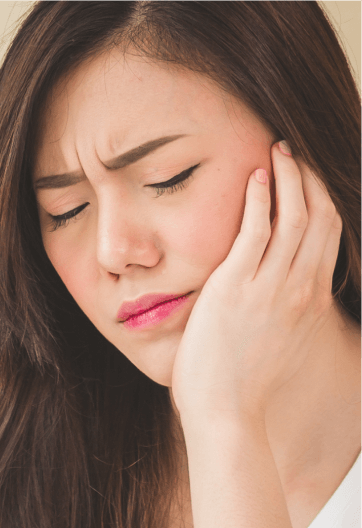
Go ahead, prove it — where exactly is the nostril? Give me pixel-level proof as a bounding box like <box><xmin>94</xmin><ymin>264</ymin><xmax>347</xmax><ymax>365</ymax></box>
<box><xmin>109</xmin><ymin>272</ymin><xmax>119</xmax><ymax>281</ymax></box>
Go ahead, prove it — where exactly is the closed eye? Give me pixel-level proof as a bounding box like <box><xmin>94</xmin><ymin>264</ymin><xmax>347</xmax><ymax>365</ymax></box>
<box><xmin>49</xmin><ymin>203</ymin><xmax>89</xmax><ymax>231</ymax></box>
<box><xmin>147</xmin><ymin>163</ymin><xmax>200</xmax><ymax>197</ymax></box>
<box><xmin>48</xmin><ymin>163</ymin><xmax>200</xmax><ymax>231</ymax></box>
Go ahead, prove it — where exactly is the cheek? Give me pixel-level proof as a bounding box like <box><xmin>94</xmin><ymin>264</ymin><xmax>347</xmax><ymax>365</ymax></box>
<box><xmin>41</xmin><ymin>163</ymin><xmax>250</xmax><ymax>310</ymax></box>
<box><xmin>169</xmin><ymin>174</ymin><xmax>248</xmax><ymax>275</ymax></box>
<box><xmin>43</xmin><ymin>232</ymin><xmax>99</xmax><ymax>315</ymax></box>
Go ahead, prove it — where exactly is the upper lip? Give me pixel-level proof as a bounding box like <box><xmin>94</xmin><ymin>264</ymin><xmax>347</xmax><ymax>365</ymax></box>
<box><xmin>117</xmin><ymin>292</ymin><xmax>191</xmax><ymax>322</ymax></box>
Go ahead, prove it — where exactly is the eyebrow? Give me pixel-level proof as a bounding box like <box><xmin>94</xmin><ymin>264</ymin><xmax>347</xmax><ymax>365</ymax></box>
<box><xmin>34</xmin><ymin>134</ymin><xmax>187</xmax><ymax>190</ymax></box>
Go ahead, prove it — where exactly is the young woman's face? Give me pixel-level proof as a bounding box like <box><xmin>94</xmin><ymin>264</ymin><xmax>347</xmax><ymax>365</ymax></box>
<box><xmin>33</xmin><ymin>50</ymin><xmax>275</xmax><ymax>386</ymax></box>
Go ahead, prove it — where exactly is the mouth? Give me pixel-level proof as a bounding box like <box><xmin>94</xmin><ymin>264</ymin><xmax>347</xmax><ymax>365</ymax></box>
<box><xmin>118</xmin><ymin>292</ymin><xmax>193</xmax><ymax>330</ymax></box>
<box><xmin>121</xmin><ymin>296</ymin><xmax>184</xmax><ymax>321</ymax></box>
<box><xmin>117</xmin><ymin>292</ymin><xmax>192</xmax><ymax>322</ymax></box>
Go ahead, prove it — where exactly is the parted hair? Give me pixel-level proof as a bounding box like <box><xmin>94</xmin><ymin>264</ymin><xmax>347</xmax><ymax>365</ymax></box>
<box><xmin>0</xmin><ymin>2</ymin><xmax>360</xmax><ymax>527</ymax></box>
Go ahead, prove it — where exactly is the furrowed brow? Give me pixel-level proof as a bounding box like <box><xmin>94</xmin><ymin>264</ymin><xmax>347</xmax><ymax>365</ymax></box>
<box><xmin>34</xmin><ymin>134</ymin><xmax>187</xmax><ymax>190</ymax></box>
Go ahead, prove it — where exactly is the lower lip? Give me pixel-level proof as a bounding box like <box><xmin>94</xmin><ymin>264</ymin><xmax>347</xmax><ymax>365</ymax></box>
<box><xmin>122</xmin><ymin>294</ymin><xmax>191</xmax><ymax>330</ymax></box>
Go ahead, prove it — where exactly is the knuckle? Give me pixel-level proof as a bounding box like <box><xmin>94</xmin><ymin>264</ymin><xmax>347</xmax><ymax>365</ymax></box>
<box><xmin>308</xmin><ymin>283</ymin><xmax>334</xmax><ymax>320</ymax></box>
<box><xmin>317</xmin><ymin>200</ymin><xmax>336</xmax><ymax>222</ymax></box>
<box><xmin>250</xmin><ymin>223</ymin><xmax>271</xmax><ymax>241</ymax></box>
<box><xmin>290</xmin><ymin>280</ymin><xmax>314</xmax><ymax>315</ymax></box>
<box><xmin>254</xmin><ymin>191</ymin><xmax>270</xmax><ymax>205</ymax></box>
<box><xmin>287</xmin><ymin>210</ymin><xmax>308</xmax><ymax>230</ymax></box>
<box><xmin>315</xmin><ymin>290</ymin><xmax>333</xmax><ymax>316</ymax></box>
<box><xmin>332</xmin><ymin>212</ymin><xmax>343</xmax><ymax>231</ymax></box>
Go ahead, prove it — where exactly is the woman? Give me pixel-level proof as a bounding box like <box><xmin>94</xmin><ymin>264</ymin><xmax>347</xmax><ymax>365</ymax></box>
<box><xmin>0</xmin><ymin>2</ymin><xmax>360</xmax><ymax>527</ymax></box>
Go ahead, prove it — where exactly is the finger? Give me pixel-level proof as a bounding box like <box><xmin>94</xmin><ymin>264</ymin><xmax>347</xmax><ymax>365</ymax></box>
<box><xmin>316</xmin><ymin>211</ymin><xmax>343</xmax><ymax>292</ymax></box>
<box><xmin>218</xmin><ymin>168</ymin><xmax>271</xmax><ymax>285</ymax></box>
<box><xmin>288</xmin><ymin>162</ymin><xmax>337</xmax><ymax>283</ymax></box>
<box><xmin>257</xmin><ymin>141</ymin><xmax>308</xmax><ymax>284</ymax></box>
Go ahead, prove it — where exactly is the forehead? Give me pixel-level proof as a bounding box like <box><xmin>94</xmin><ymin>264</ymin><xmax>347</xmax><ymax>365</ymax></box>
<box><xmin>35</xmin><ymin>48</ymin><xmax>261</xmax><ymax>175</ymax></box>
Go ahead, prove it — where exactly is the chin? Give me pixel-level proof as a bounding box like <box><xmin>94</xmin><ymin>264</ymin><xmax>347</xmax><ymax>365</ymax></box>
<box><xmin>143</xmin><ymin>342</ymin><xmax>179</xmax><ymax>387</ymax></box>
<box><xmin>138</xmin><ymin>359</ymin><xmax>174</xmax><ymax>388</ymax></box>
<box><xmin>118</xmin><ymin>334</ymin><xmax>181</xmax><ymax>388</ymax></box>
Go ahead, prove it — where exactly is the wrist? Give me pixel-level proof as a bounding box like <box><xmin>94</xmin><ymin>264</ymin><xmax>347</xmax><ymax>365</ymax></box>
<box><xmin>177</xmin><ymin>389</ymin><xmax>267</xmax><ymax>423</ymax></box>
<box><xmin>179</xmin><ymin>404</ymin><xmax>267</xmax><ymax>438</ymax></box>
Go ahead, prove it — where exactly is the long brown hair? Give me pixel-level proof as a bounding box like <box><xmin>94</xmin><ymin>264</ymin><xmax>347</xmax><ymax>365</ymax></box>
<box><xmin>0</xmin><ymin>2</ymin><xmax>360</xmax><ymax>526</ymax></box>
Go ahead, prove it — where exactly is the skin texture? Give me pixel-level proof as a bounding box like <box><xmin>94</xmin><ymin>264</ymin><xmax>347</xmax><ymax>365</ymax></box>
<box><xmin>34</xmin><ymin>51</ymin><xmax>361</xmax><ymax>527</ymax></box>
<box><xmin>34</xmin><ymin>51</ymin><xmax>275</xmax><ymax>386</ymax></box>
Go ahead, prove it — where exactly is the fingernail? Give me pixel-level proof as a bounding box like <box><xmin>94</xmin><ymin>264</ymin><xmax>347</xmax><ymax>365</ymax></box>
<box><xmin>254</xmin><ymin>168</ymin><xmax>268</xmax><ymax>184</ymax></box>
<box><xmin>279</xmin><ymin>140</ymin><xmax>292</xmax><ymax>156</ymax></box>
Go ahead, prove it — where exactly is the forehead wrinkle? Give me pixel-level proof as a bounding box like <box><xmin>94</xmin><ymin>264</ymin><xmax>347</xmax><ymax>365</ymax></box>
<box><xmin>37</xmin><ymin>53</ymin><xmax>232</xmax><ymax>184</ymax></box>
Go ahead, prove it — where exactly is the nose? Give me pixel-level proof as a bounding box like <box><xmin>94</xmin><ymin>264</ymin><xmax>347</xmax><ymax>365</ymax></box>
<box><xmin>96</xmin><ymin>195</ymin><xmax>162</xmax><ymax>277</ymax></box>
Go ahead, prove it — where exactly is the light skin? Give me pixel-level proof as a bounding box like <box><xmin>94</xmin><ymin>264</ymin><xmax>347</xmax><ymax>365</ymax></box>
<box><xmin>33</xmin><ymin>50</ymin><xmax>360</xmax><ymax>527</ymax></box>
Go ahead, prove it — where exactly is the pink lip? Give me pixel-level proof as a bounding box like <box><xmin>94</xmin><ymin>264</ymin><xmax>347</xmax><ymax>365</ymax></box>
<box><xmin>117</xmin><ymin>292</ymin><xmax>191</xmax><ymax>322</ymax></box>
<box><xmin>121</xmin><ymin>294</ymin><xmax>191</xmax><ymax>330</ymax></box>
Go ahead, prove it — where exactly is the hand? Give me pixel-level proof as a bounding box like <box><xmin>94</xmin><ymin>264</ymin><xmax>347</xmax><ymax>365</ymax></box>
<box><xmin>171</xmin><ymin>140</ymin><xmax>343</xmax><ymax>422</ymax></box>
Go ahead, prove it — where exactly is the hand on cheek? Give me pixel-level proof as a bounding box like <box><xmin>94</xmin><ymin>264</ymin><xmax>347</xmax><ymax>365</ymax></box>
<box><xmin>171</xmin><ymin>140</ymin><xmax>342</xmax><ymax>422</ymax></box>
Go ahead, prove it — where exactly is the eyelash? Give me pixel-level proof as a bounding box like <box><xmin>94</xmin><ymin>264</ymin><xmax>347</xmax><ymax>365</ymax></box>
<box><xmin>49</xmin><ymin>163</ymin><xmax>200</xmax><ymax>231</ymax></box>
